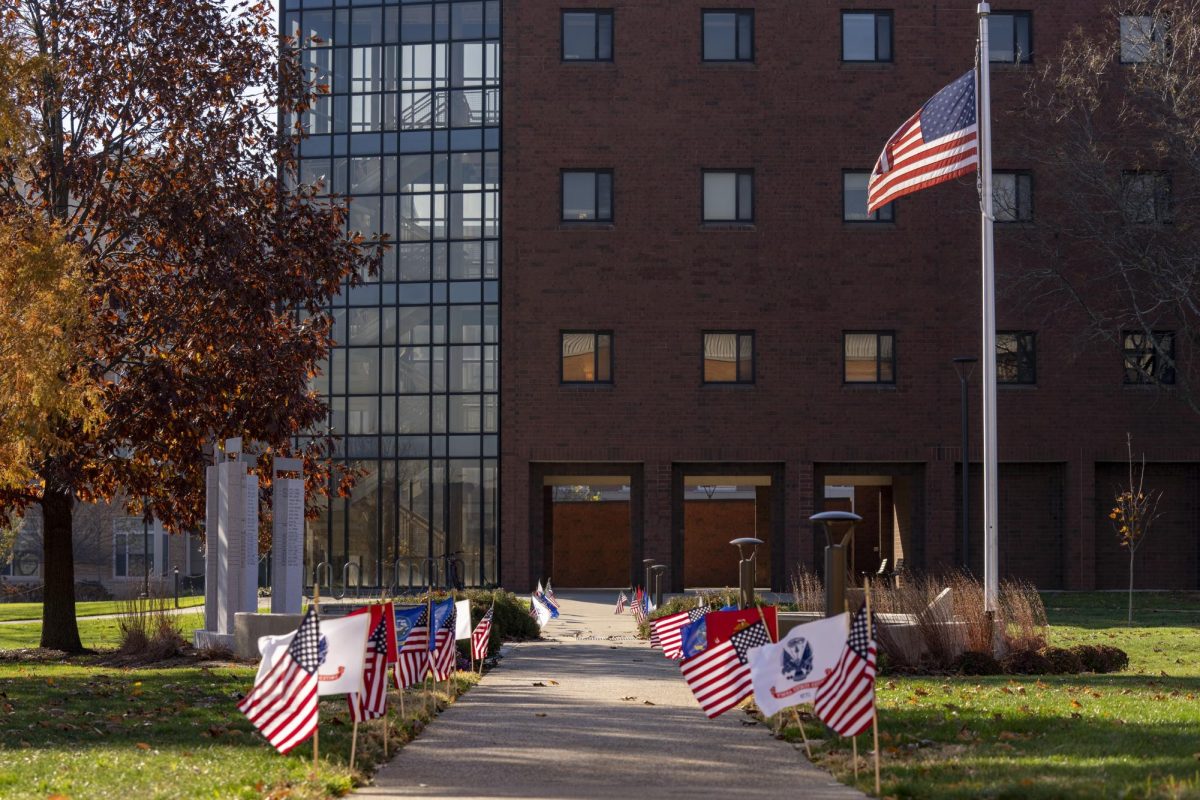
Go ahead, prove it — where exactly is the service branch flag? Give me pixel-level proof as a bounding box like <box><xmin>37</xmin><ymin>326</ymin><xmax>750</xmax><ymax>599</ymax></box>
<box><xmin>430</xmin><ymin>599</ymin><xmax>458</xmax><ymax>681</ymax></box>
<box><xmin>867</xmin><ymin>69</ymin><xmax>979</xmax><ymax>214</ymax></box>
<box><xmin>238</xmin><ymin>607</ymin><xmax>320</xmax><ymax>754</ymax></box>
<box><xmin>254</xmin><ymin>611</ymin><xmax>369</xmax><ymax>697</ymax></box>
<box><xmin>650</xmin><ymin>608</ymin><xmax>707</xmax><ymax>660</ymax></box>
<box><xmin>747</xmin><ymin>613</ymin><xmax>849</xmax><ymax>718</ymax></box>
<box><xmin>471</xmin><ymin>605</ymin><xmax>494</xmax><ymax>661</ymax></box>
<box><xmin>394</xmin><ymin>606</ymin><xmax>430</xmax><ymax>689</ymax></box>
<box><xmin>680</xmin><ymin>621</ymin><xmax>771</xmax><ymax>719</ymax></box>
<box><xmin>530</xmin><ymin>593</ymin><xmax>553</xmax><ymax>628</ymax></box>
<box><xmin>703</xmin><ymin>606</ymin><xmax>778</xmax><ymax>647</ymax></box>
<box><xmin>814</xmin><ymin>606</ymin><xmax>877</xmax><ymax>738</ymax></box>
<box><xmin>455</xmin><ymin>599</ymin><xmax>472</xmax><ymax>640</ymax></box>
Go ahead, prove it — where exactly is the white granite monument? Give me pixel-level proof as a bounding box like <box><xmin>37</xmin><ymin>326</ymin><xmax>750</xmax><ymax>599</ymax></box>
<box><xmin>270</xmin><ymin>457</ymin><xmax>305</xmax><ymax>614</ymax></box>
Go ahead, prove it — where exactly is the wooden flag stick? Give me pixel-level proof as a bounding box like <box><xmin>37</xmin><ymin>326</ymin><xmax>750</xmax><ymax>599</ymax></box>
<box><xmin>865</xmin><ymin>576</ymin><xmax>881</xmax><ymax>797</ymax></box>
<box><xmin>350</xmin><ymin>720</ymin><xmax>359</xmax><ymax>770</ymax></box>
<box><xmin>382</xmin><ymin>712</ymin><xmax>388</xmax><ymax>758</ymax></box>
<box><xmin>312</xmin><ymin>582</ymin><xmax>321</xmax><ymax>772</ymax></box>
<box><xmin>789</xmin><ymin>707</ymin><xmax>813</xmax><ymax>759</ymax></box>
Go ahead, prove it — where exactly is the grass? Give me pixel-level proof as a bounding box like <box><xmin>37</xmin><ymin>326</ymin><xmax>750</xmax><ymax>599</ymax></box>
<box><xmin>0</xmin><ymin>659</ymin><xmax>479</xmax><ymax>799</ymax></box>
<box><xmin>780</xmin><ymin>591</ymin><xmax>1200</xmax><ymax>799</ymax></box>
<box><xmin>0</xmin><ymin>596</ymin><xmax>205</xmax><ymax>623</ymax></box>
<box><xmin>0</xmin><ymin>613</ymin><xmax>206</xmax><ymax>650</ymax></box>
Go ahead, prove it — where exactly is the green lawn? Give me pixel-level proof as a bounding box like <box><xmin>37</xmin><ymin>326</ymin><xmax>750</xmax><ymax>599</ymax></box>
<box><xmin>0</xmin><ymin>660</ymin><xmax>478</xmax><ymax>799</ymax></box>
<box><xmin>0</xmin><ymin>613</ymin><xmax>206</xmax><ymax>650</ymax></box>
<box><xmin>0</xmin><ymin>596</ymin><xmax>205</xmax><ymax>622</ymax></box>
<box><xmin>786</xmin><ymin>592</ymin><xmax>1200</xmax><ymax>799</ymax></box>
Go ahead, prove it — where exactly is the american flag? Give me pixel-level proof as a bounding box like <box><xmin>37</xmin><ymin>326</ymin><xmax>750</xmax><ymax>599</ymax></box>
<box><xmin>814</xmin><ymin>606</ymin><xmax>877</xmax><ymax>738</ymax></box>
<box><xmin>238</xmin><ymin>606</ymin><xmax>320</xmax><ymax>754</ymax></box>
<box><xmin>471</xmin><ymin>605</ymin><xmax>494</xmax><ymax>661</ymax></box>
<box><xmin>631</xmin><ymin>589</ymin><xmax>647</xmax><ymax>625</ymax></box>
<box><xmin>652</xmin><ymin>608</ymin><xmax>707</xmax><ymax>660</ymax></box>
<box><xmin>867</xmin><ymin>70</ymin><xmax>978</xmax><ymax>214</ymax></box>
<box><xmin>614</xmin><ymin>592</ymin><xmax>627</xmax><ymax>615</ymax></box>
<box><xmin>349</xmin><ymin>614</ymin><xmax>389</xmax><ymax>722</ymax></box>
<box><xmin>680</xmin><ymin>621</ymin><xmax>771</xmax><ymax>719</ymax></box>
<box><xmin>394</xmin><ymin>606</ymin><xmax>430</xmax><ymax>689</ymax></box>
<box><xmin>544</xmin><ymin>580</ymin><xmax>558</xmax><ymax>607</ymax></box>
<box><xmin>430</xmin><ymin>602</ymin><xmax>457</xmax><ymax>681</ymax></box>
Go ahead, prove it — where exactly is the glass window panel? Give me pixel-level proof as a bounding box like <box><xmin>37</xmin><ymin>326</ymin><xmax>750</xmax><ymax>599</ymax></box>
<box><xmin>597</xmin><ymin>174</ymin><xmax>612</xmax><ymax>221</ymax></box>
<box><xmin>737</xmin><ymin>173</ymin><xmax>753</xmax><ymax>220</ymax></box>
<box><xmin>844</xmin><ymin>333</ymin><xmax>878</xmax><ymax>383</ymax></box>
<box><xmin>397</xmin><ymin>396</ymin><xmax>430</xmax><ymax>433</ymax></box>
<box><xmin>703</xmin><ymin>172</ymin><xmax>736</xmax><ymax>221</ymax></box>
<box><xmin>349</xmin><ymin>157</ymin><xmax>382</xmax><ymax>194</ymax></box>
<box><xmin>738</xmin><ymin>334</ymin><xmax>754</xmax><ymax>382</ymax></box>
<box><xmin>451</xmin><ymin>152</ymin><xmax>484</xmax><ymax>190</ymax></box>
<box><xmin>842</xmin><ymin>13</ymin><xmax>876</xmax><ymax>60</ymax></box>
<box><xmin>450</xmin><ymin>241</ymin><xmax>482</xmax><ymax>279</ymax></box>
<box><xmin>303</xmin><ymin>10</ymin><xmax>334</xmax><ymax>46</ymax></box>
<box><xmin>351</xmin><ymin>7</ymin><xmax>382</xmax><ymax>45</ymax></box>
<box><xmin>301</xmin><ymin>158</ymin><xmax>333</xmax><ymax>193</ymax></box>
<box><xmin>843</xmin><ymin>172</ymin><xmax>870</xmax><ymax>220</ymax></box>
<box><xmin>563</xmin><ymin>12</ymin><xmax>597</xmax><ymax>60</ymax></box>
<box><xmin>598</xmin><ymin>13</ymin><xmax>613</xmax><ymax>59</ymax></box>
<box><xmin>398</xmin><ymin>346</ymin><xmax>432</xmax><ymax>393</ymax></box>
<box><xmin>737</xmin><ymin>14</ymin><xmax>752</xmax><ymax>58</ymax></box>
<box><xmin>347</xmin><ymin>347</ymin><xmax>380</xmax><ymax>393</ymax></box>
<box><xmin>449</xmin><ymin>345</ymin><xmax>482</xmax><ymax>391</ymax></box>
<box><xmin>452</xmin><ymin>42</ymin><xmax>485</xmax><ymax>87</ymax></box>
<box><xmin>703</xmin><ymin>333</ymin><xmax>737</xmax><ymax>382</ymax></box>
<box><xmin>350</xmin><ymin>46</ymin><xmax>383</xmax><ymax>93</ymax></box>
<box><xmin>452</xmin><ymin>2</ymin><xmax>484</xmax><ymax>39</ymax></box>
<box><xmin>449</xmin><ymin>396</ymin><xmax>481</xmax><ymax>432</ymax></box>
<box><xmin>703</xmin><ymin>13</ymin><xmax>736</xmax><ymax>60</ymax></box>
<box><xmin>348</xmin><ymin>308</ymin><xmax>379</xmax><ymax>345</ymax></box>
<box><xmin>399</xmin><ymin>242</ymin><xmax>430</xmax><ymax>280</ymax></box>
<box><xmin>1121</xmin><ymin>16</ymin><xmax>1157</xmax><ymax>63</ymax></box>
<box><xmin>350</xmin><ymin>94</ymin><xmax>382</xmax><ymax>132</ymax></box>
<box><xmin>988</xmin><ymin>14</ymin><xmax>1015</xmax><ymax>62</ymax></box>
<box><xmin>330</xmin><ymin>349</ymin><xmax>346</xmax><ymax>394</ymax></box>
<box><xmin>562</xmin><ymin>333</ymin><xmax>595</xmax><ymax>382</ymax></box>
<box><xmin>482</xmin><ymin>344</ymin><xmax>497</xmax><ymax>391</ymax></box>
<box><xmin>562</xmin><ymin>172</ymin><xmax>597</xmax><ymax>220</ymax></box>
<box><xmin>876</xmin><ymin>14</ymin><xmax>892</xmax><ymax>61</ymax></box>
<box><xmin>400</xmin><ymin>154</ymin><xmax>432</xmax><ymax>192</ymax></box>
<box><xmin>450</xmin><ymin>305</ymin><xmax>481</xmax><ymax>343</ymax></box>
<box><xmin>482</xmin><ymin>304</ymin><xmax>498</xmax><ymax>342</ymax></box>
<box><xmin>346</xmin><ymin>396</ymin><xmax>378</xmax><ymax>434</ymax></box>
<box><xmin>349</xmin><ymin>196</ymin><xmax>382</xmax><ymax>236</ymax></box>
<box><xmin>401</xmin><ymin>5</ymin><xmax>432</xmax><ymax>43</ymax></box>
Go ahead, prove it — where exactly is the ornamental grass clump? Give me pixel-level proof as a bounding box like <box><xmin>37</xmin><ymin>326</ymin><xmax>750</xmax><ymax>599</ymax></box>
<box><xmin>116</xmin><ymin>593</ymin><xmax>186</xmax><ymax>659</ymax></box>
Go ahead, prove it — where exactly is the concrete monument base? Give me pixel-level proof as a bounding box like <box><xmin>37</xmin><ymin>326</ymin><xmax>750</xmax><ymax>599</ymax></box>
<box><xmin>233</xmin><ymin>612</ymin><xmax>305</xmax><ymax>659</ymax></box>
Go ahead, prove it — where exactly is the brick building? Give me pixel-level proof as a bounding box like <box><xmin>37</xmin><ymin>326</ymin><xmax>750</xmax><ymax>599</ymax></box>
<box><xmin>498</xmin><ymin>2</ymin><xmax>1200</xmax><ymax>592</ymax></box>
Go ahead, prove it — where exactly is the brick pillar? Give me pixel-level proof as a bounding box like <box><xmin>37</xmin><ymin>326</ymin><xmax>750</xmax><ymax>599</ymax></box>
<box><xmin>795</xmin><ymin>461</ymin><xmax>815</xmax><ymax>573</ymax></box>
<box><xmin>925</xmin><ymin>455</ymin><xmax>956</xmax><ymax>572</ymax></box>
<box><xmin>500</xmin><ymin>462</ymin><xmax>531</xmax><ymax>591</ymax></box>
<box><xmin>1065</xmin><ymin>455</ymin><xmax>1096</xmax><ymax>590</ymax></box>
<box><xmin>642</xmin><ymin>461</ymin><xmax>674</xmax><ymax>589</ymax></box>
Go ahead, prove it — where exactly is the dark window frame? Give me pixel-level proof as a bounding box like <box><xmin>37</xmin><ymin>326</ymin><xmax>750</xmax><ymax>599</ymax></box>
<box><xmin>1123</xmin><ymin>329</ymin><xmax>1175</xmax><ymax>385</ymax></box>
<box><xmin>843</xmin><ymin>330</ymin><xmax>897</xmax><ymax>384</ymax></box>
<box><xmin>560</xmin><ymin>330</ymin><xmax>614</xmax><ymax>385</ymax></box>
<box><xmin>993</xmin><ymin>171</ymin><xmax>1034</xmax><ymax>223</ymax></box>
<box><xmin>702</xmin><ymin>330</ymin><xmax>756</xmax><ymax>385</ymax></box>
<box><xmin>561</xmin><ymin>9</ymin><xmax>614</xmax><ymax>62</ymax></box>
<box><xmin>997</xmin><ymin>331</ymin><xmax>1037</xmax><ymax>384</ymax></box>
<box><xmin>560</xmin><ymin>169</ymin><xmax>614</xmax><ymax>223</ymax></box>
<box><xmin>701</xmin><ymin>9</ymin><xmax>754</xmax><ymax>62</ymax></box>
<box><xmin>840</xmin><ymin>10</ymin><xmax>894</xmax><ymax>63</ymax></box>
<box><xmin>842</xmin><ymin>169</ymin><xmax>895</xmax><ymax>223</ymax></box>
<box><xmin>1121</xmin><ymin>170</ymin><xmax>1172</xmax><ymax>224</ymax></box>
<box><xmin>988</xmin><ymin>10</ymin><xmax>1033</xmax><ymax>64</ymax></box>
<box><xmin>701</xmin><ymin>169</ymin><xmax>754</xmax><ymax>223</ymax></box>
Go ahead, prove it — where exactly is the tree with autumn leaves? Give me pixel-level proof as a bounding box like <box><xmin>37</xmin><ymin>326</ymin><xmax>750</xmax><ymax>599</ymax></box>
<box><xmin>0</xmin><ymin>0</ymin><xmax>377</xmax><ymax>651</ymax></box>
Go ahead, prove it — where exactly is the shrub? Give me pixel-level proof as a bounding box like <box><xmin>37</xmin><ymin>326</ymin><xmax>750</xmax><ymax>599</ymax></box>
<box><xmin>638</xmin><ymin>589</ymin><xmax>746</xmax><ymax>639</ymax></box>
<box><xmin>955</xmin><ymin>649</ymin><xmax>1003</xmax><ymax>675</ymax></box>
<box><xmin>1002</xmin><ymin>648</ymin><xmax>1053</xmax><ymax>675</ymax></box>
<box><xmin>1070</xmin><ymin>644</ymin><xmax>1129</xmax><ymax>673</ymax></box>
<box><xmin>116</xmin><ymin>593</ymin><xmax>185</xmax><ymax>658</ymax></box>
<box><xmin>1039</xmin><ymin>646</ymin><xmax>1085</xmax><ymax>675</ymax></box>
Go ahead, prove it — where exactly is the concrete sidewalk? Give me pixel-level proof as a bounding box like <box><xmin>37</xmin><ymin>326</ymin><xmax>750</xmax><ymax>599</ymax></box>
<box><xmin>358</xmin><ymin>592</ymin><xmax>864</xmax><ymax>800</ymax></box>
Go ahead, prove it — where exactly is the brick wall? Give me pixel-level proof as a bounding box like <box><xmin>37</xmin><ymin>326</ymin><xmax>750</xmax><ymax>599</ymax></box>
<box><xmin>500</xmin><ymin>0</ymin><xmax>1200</xmax><ymax>590</ymax></box>
<box><xmin>550</xmin><ymin>501</ymin><xmax>631</xmax><ymax>587</ymax></box>
<box><xmin>682</xmin><ymin>499</ymin><xmax>762</xmax><ymax>587</ymax></box>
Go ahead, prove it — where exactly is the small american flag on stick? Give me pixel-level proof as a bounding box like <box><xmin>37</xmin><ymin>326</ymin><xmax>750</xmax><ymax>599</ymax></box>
<box><xmin>394</xmin><ymin>607</ymin><xmax>430</xmax><ymax>689</ymax></box>
<box><xmin>614</xmin><ymin>591</ymin><xmax>627</xmax><ymax>615</ymax></box>
<box><xmin>867</xmin><ymin>70</ymin><xmax>978</xmax><ymax>214</ymax></box>
<box><xmin>238</xmin><ymin>606</ymin><xmax>321</xmax><ymax>754</ymax></box>
<box><xmin>814</xmin><ymin>606</ymin><xmax>877</xmax><ymax>738</ymax></box>
<box><xmin>471</xmin><ymin>605</ymin><xmax>494</xmax><ymax>661</ymax></box>
<box><xmin>680</xmin><ymin>621</ymin><xmax>770</xmax><ymax>719</ymax></box>
<box><xmin>349</xmin><ymin>614</ymin><xmax>389</xmax><ymax>722</ymax></box>
<box><xmin>651</xmin><ymin>607</ymin><xmax>707</xmax><ymax>660</ymax></box>
<box><xmin>430</xmin><ymin>603</ymin><xmax>457</xmax><ymax>681</ymax></box>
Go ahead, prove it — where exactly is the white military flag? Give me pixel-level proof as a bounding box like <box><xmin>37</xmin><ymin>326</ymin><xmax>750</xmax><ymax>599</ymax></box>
<box><xmin>746</xmin><ymin>612</ymin><xmax>849</xmax><ymax>718</ymax></box>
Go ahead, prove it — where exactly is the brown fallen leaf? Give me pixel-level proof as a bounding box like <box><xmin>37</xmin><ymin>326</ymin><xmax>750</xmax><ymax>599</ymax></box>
<box><xmin>642</xmin><ymin>700</ymin><xmax>655</xmax><ymax>706</ymax></box>
<box><xmin>136</xmin><ymin>742</ymin><xmax>151</xmax><ymax>750</ymax></box>
<box><xmin>535</xmin><ymin>712</ymin><xmax>547</xmax><ymax>717</ymax></box>
<box><xmin>620</xmin><ymin>696</ymin><xmax>637</xmax><ymax>701</ymax></box>
<box><xmin>1070</xmin><ymin>700</ymin><xmax>1083</xmax><ymax>709</ymax></box>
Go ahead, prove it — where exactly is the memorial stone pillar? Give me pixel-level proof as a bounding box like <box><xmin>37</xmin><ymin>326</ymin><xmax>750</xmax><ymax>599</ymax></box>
<box><xmin>271</xmin><ymin>458</ymin><xmax>305</xmax><ymax>613</ymax></box>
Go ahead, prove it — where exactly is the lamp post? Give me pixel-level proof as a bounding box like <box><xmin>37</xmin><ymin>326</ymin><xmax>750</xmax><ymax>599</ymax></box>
<box><xmin>952</xmin><ymin>356</ymin><xmax>978</xmax><ymax>572</ymax></box>
<box><xmin>810</xmin><ymin>511</ymin><xmax>861</xmax><ymax>617</ymax></box>
<box><xmin>729</xmin><ymin>538</ymin><xmax>762</xmax><ymax>609</ymax></box>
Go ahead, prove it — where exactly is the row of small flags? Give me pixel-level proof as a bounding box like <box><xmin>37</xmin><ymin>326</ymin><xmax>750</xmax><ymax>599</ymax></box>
<box><xmin>238</xmin><ymin>596</ymin><xmax>495</xmax><ymax>755</ymax></box>
<box><xmin>529</xmin><ymin>579</ymin><xmax>560</xmax><ymax>628</ymax></box>
<box><xmin>629</xmin><ymin>592</ymin><xmax>878</xmax><ymax>742</ymax></box>
<box><xmin>615</xmin><ymin>586</ymin><xmax>655</xmax><ymax>623</ymax></box>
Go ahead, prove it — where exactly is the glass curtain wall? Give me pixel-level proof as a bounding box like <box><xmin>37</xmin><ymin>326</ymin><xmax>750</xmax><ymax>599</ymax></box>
<box><xmin>286</xmin><ymin>0</ymin><xmax>500</xmax><ymax>590</ymax></box>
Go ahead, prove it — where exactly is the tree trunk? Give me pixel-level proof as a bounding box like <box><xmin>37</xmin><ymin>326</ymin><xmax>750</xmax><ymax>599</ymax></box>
<box><xmin>1128</xmin><ymin>550</ymin><xmax>1135</xmax><ymax>626</ymax></box>
<box><xmin>40</xmin><ymin>485</ymin><xmax>83</xmax><ymax>652</ymax></box>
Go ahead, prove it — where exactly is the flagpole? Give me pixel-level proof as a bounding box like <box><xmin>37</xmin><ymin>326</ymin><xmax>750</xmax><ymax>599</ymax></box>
<box><xmin>977</xmin><ymin>2</ymin><xmax>1000</xmax><ymax>624</ymax></box>
<box><xmin>311</xmin><ymin>583</ymin><xmax>321</xmax><ymax>773</ymax></box>
<box><xmin>350</xmin><ymin>720</ymin><xmax>359</xmax><ymax>770</ymax></box>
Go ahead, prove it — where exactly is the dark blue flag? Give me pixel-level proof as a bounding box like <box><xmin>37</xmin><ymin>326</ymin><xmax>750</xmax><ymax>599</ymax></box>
<box><xmin>393</xmin><ymin>605</ymin><xmax>425</xmax><ymax>647</ymax></box>
<box><xmin>680</xmin><ymin>616</ymin><xmax>709</xmax><ymax>659</ymax></box>
<box><xmin>429</xmin><ymin>598</ymin><xmax>455</xmax><ymax>651</ymax></box>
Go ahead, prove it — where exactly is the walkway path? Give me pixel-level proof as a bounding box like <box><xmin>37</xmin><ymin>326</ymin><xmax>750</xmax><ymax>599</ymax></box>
<box><xmin>359</xmin><ymin>591</ymin><xmax>864</xmax><ymax>800</ymax></box>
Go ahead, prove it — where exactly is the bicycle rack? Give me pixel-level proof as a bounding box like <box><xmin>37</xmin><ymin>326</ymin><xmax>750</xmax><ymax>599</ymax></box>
<box><xmin>422</xmin><ymin>556</ymin><xmax>440</xmax><ymax>591</ymax></box>
<box><xmin>447</xmin><ymin>557</ymin><xmax>467</xmax><ymax>590</ymax></box>
<box><xmin>338</xmin><ymin>562</ymin><xmax>362</xmax><ymax>600</ymax></box>
<box><xmin>313</xmin><ymin>562</ymin><xmax>333</xmax><ymax>599</ymax></box>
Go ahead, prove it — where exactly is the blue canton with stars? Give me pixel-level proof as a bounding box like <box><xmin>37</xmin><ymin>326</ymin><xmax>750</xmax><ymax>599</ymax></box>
<box><xmin>847</xmin><ymin>606</ymin><xmax>874</xmax><ymax>660</ymax></box>
<box><xmin>920</xmin><ymin>70</ymin><xmax>976</xmax><ymax>140</ymax></box>
<box><xmin>288</xmin><ymin>607</ymin><xmax>322</xmax><ymax>674</ymax></box>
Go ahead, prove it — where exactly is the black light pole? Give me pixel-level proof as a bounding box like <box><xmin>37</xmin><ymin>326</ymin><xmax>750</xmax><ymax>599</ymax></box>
<box><xmin>952</xmin><ymin>357</ymin><xmax>978</xmax><ymax>572</ymax></box>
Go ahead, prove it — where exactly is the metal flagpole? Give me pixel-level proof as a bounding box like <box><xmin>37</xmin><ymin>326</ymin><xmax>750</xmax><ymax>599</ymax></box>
<box><xmin>977</xmin><ymin>2</ymin><xmax>1000</xmax><ymax>620</ymax></box>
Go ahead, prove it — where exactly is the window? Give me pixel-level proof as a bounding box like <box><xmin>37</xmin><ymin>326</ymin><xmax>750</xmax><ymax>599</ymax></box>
<box><xmin>1120</xmin><ymin>15</ymin><xmax>1162</xmax><ymax>64</ymax></box>
<box><xmin>842</xmin><ymin>11</ymin><xmax>892</xmax><ymax>62</ymax></box>
<box><xmin>844</xmin><ymin>332</ymin><xmax>895</xmax><ymax>383</ymax></box>
<box><xmin>993</xmin><ymin>172</ymin><xmax>1033</xmax><ymax>222</ymax></box>
<box><xmin>997</xmin><ymin>332</ymin><xmax>1036</xmax><ymax>384</ymax></box>
<box><xmin>1123</xmin><ymin>330</ymin><xmax>1175</xmax><ymax>385</ymax></box>
<box><xmin>843</xmin><ymin>171</ymin><xmax>894</xmax><ymax>222</ymax></box>
<box><xmin>562</xmin><ymin>10</ymin><xmax>613</xmax><ymax>61</ymax></box>
<box><xmin>561</xmin><ymin>170</ymin><xmax>613</xmax><ymax>222</ymax></box>
<box><xmin>113</xmin><ymin>518</ymin><xmax>169</xmax><ymax>579</ymax></box>
<box><xmin>562</xmin><ymin>331</ymin><xmax>613</xmax><ymax>383</ymax></box>
<box><xmin>703</xmin><ymin>332</ymin><xmax>754</xmax><ymax>383</ymax></box>
<box><xmin>988</xmin><ymin>11</ymin><xmax>1032</xmax><ymax>63</ymax></box>
<box><xmin>702</xmin><ymin>11</ymin><xmax>753</xmax><ymax>62</ymax></box>
<box><xmin>1122</xmin><ymin>172</ymin><xmax>1171</xmax><ymax>224</ymax></box>
<box><xmin>703</xmin><ymin>170</ymin><xmax>753</xmax><ymax>222</ymax></box>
